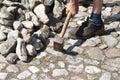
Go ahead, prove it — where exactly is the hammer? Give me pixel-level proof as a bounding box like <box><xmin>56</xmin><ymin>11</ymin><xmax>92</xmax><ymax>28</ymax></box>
<box><xmin>53</xmin><ymin>12</ymin><xmax>72</xmax><ymax>51</ymax></box>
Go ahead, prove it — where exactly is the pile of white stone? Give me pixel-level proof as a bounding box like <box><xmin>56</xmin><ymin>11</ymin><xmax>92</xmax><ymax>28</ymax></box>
<box><xmin>0</xmin><ymin>0</ymin><xmax>72</xmax><ymax>64</ymax></box>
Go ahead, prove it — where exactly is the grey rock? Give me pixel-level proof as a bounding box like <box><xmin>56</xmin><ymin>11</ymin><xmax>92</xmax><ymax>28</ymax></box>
<box><xmin>16</xmin><ymin>38</ymin><xmax>28</xmax><ymax>62</ymax></box>
<box><xmin>53</xmin><ymin>0</ymin><xmax>65</xmax><ymax>19</ymax></box>
<box><xmin>102</xmin><ymin>35</ymin><xmax>118</xmax><ymax>47</ymax></box>
<box><xmin>52</xmin><ymin>69</ymin><xmax>68</xmax><ymax>77</ymax></box>
<box><xmin>0</xmin><ymin>7</ymin><xmax>14</xmax><ymax>20</ymax></box>
<box><xmin>21</xmin><ymin>28</ymin><xmax>32</xmax><ymax>43</ymax></box>
<box><xmin>0</xmin><ymin>30</ymin><xmax>6</xmax><ymax>41</ymax></box>
<box><xmin>17</xmin><ymin>70</ymin><xmax>32</xmax><ymax>79</ymax></box>
<box><xmin>99</xmin><ymin>72</ymin><xmax>111</xmax><ymax>80</ymax></box>
<box><xmin>32</xmin><ymin>37</ymin><xmax>44</xmax><ymax>51</ymax></box>
<box><xmin>0</xmin><ymin>25</ymin><xmax>13</xmax><ymax>34</ymax></box>
<box><xmin>0</xmin><ymin>73</ymin><xmax>8</xmax><ymax>80</ymax></box>
<box><xmin>6</xmin><ymin>53</ymin><xmax>18</xmax><ymax>64</ymax></box>
<box><xmin>13</xmin><ymin>21</ymin><xmax>23</xmax><ymax>30</ymax></box>
<box><xmin>26</xmin><ymin>44</ymin><xmax>37</xmax><ymax>56</ymax></box>
<box><xmin>29</xmin><ymin>12</ymin><xmax>40</xmax><ymax>26</ymax></box>
<box><xmin>7</xmin><ymin>30</ymin><xmax>20</xmax><ymax>39</ymax></box>
<box><xmin>105</xmin><ymin>48</ymin><xmax>120</xmax><ymax>58</ymax></box>
<box><xmin>34</xmin><ymin>4</ymin><xmax>49</xmax><ymax>24</ymax></box>
<box><xmin>65</xmin><ymin>55</ymin><xmax>83</xmax><ymax>65</ymax></box>
<box><xmin>22</xmin><ymin>21</ymin><xmax>34</xmax><ymax>29</ymax></box>
<box><xmin>6</xmin><ymin>65</ymin><xmax>19</xmax><ymax>73</ymax></box>
<box><xmin>0</xmin><ymin>37</ymin><xmax>16</xmax><ymax>56</ymax></box>
<box><xmin>86</xmin><ymin>47</ymin><xmax>105</xmax><ymax>61</ymax></box>
<box><xmin>0</xmin><ymin>18</ymin><xmax>13</xmax><ymax>26</ymax></box>
<box><xmin>44</xmin><ymin>0</ymin><xmax>54</xmax><ymax>6</ymax></box>
<box><xmin>68</xmin><ymin>64</ymin><xmax>84</xmax><ymax>74</ymax></box>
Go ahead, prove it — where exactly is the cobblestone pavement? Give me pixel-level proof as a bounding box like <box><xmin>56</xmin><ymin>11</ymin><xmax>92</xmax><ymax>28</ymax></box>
<box><xmin>0</xmin><ymin>0</ymin><xmax>120</xmax><ymax>80</ymax></box>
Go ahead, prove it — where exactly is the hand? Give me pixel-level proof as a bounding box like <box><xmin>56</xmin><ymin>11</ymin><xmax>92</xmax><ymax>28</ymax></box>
<box><xmin>66</xmin><ymin>0</ymin><xmax>78</xmax><ymax>16</ymax></box>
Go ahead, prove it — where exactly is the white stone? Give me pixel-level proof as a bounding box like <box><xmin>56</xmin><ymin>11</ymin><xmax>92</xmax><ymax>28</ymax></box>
<box><xmin>79</xmin><ymin>6</ymin><xmax>88</xmax><ymax>12</ymax></box>
<box><xmin>22</xmin><ymin>21</ymin><xmax>34</xmax><ymax>29</ymax></box>
<box><xmin>26</xmin><ymin>44</ymin><xmax>37</xmax><ymax>56</ymax></box>
<box><xmin>17</xmin><ymin>70</ymin><xmax>32</xmax><ymax>79</ymax></box>
<box><xmin>85</xmin><ymin>66</ymin><xmax>101</xmax><ymax>74</ymax></box>
<box><xmin>68</xmin><ymin>39</ymin><xmax>82</xmax><ymax>46</ymax></box>
<box><xmin>13</xmin><ymin>21</ymin><xmax>23</xmax><ymax>30</ymax></box>
<box><xmin>34</xmin><ymin>4</ymin><xmax>49</xmax><ymax>24</ymax></box>
<box><xmin>28</xmin><ymin>66</ymin><xmax>40</xmax><ymax>73</ymax></box>
<box><xmin>52</xmin><ymin>69</ymin><xmax>68</xmax><ymax>77</ymax></box>
<box><xmin>68</xmin><ymin>64</ymin><xmax>84</xmax><ymax>74</ymax></box>
<box><xmin>0</xmin><ymin>31</ymin><xmax>6</xmax><ymax>41</ymax></box>
<box><xmin>58</xmin><ymin>61</ymin><xmax>65</xmax><ymax>68</ymax></box>
<box><xmin>105</xmin><ymin>7</ymin><xmax>112</xmax><ymax>12</ymax></box>
<box><xmin>99</xmin><ymin>72</ymin><xmax>111</xmax><ymax>80</ymax></box>
<box><xmin>77</xmin><ymin>20</ymin><xmax>84</xmax><ymax>25</ymax></box>
<box><xmin>6</xmin><ymin>65</ymin><xmax>19</xmax><ymax>73</ymax></box>
<box><xmin>0</xmin><ymin>63</ymin><xmax>6</xmax><ymax>71</ymax></box>
<box><xmin>0</xmin><ymin>73</ymin><xmax>8</xmax><ymax>80</ymax></box>
<box><xmin>7</xmin><ymin>30</ymin><xmax>19</xmax><ymax>39</ymax></box>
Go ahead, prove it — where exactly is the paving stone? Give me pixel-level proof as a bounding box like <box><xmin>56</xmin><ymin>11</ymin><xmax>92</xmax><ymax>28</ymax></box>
<box><xmin>6</xmin><ymin>65</ymin><xmax>19</xmax><ymax>73</ymax></box>
<box><xmin>28</xmin><ymin>66</ymin><xmax>40</xmax><ymax>73</ymax></box>
<box><xmin>65</xmin><ymin>55</ymin><xmax>83</xmax><ymax>65</ymax></box>
<box><xmin>68</xmin><ymin>64</ymin><xmax>84</xmax><ymax>74</ymax></box>
<box><xmin>99</xmin><ymin>72</ymin><xmax>111</xmax><ymax>80</ymax></box>
<box><xmin>81</xmin><ymin>36</ymin><xmax>101</xmax><ymax>47</ymax></box>
<box><xmin>102</xmin><ymin>35</ymin><xmax>118</xmax><ymax>47</ymax></box>
<box><xmin>36</xmin><ymin>52</ymin><xmax>47</xmax><ymax>59</ymax></box>
<box><xmin>104</xmin><ymin>58</ymin><xmax>120</xmax><ymax>69</ymax></box>
<box><xmin>86</xmin><ymin>47</ymin><xmax>105</xmax><ymax>61</ymax></box>
<box><xmin>70</xmin><ymin>76</ymin><xmax>84</xmax><ymax>80</ymax></box>
<box><xmin>17</xmin><ymin>70</ymin><xmax>32</xmax><ymax>79</ymax></box>
<box><xmin>58</xmin><ymin>61</ymin><xmax>65</xmax><ymax>68</ymax></box>
<box><xmin>99</xmin><ymin>44</ymin><xmax>108</xmax><ymax>49</ymax></box>
<box><xmin>52</xmin><ymin>69</ymin><xmax>68</xmax><ymax>77</ymax></box>
<box><xmin>101</xmin><ymin>65</ymin><xmax>118</xmax><ymax>72</ymax></box>
<box><xmin>105</xmin><ymin>48</ymin><xmax>120</xmax><ymax>58</ymax></box>
<box><xmin>85</xmin><ymin>66</ymin><xmax>101</xmax><ymax>74</ymax></box>
<box><xmin>0</xmin><ymin>73</ymin><xmax>8</xmax><ymax>80</ymax></box>
<box><xmin>41</xmin><ymin>63</ymin><xmax>55</xmax><ymax>73</ymax></box>
<box><xmin>84</xmin><ymin>59</ymin><xmax>100</xmax><ymax>65</ymax></box>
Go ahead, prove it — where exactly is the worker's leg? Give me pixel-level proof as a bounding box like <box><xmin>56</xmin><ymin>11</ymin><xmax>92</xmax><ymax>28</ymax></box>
<box><xmin>68</xmin><ymin>0</ymin><xmax>105</xmax><ymax>39</ymax></box>
<box><xmin>90</xmin><ymin>0</ymin><xmax>103</xmax><ymax>24</ymax></box>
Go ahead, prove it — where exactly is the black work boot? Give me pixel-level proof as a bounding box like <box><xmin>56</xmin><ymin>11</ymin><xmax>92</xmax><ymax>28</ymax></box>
<box><xmin>68</xmin><ymin>18</ymin><xmax>105</xmax><ymax>40</ymax></box>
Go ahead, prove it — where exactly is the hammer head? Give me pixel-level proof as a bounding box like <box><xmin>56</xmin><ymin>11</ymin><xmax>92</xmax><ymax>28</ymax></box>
<box><xmin>53</xmin><ymin>35</ymin><xmax>64</xmax><ymax>51</ymax></box>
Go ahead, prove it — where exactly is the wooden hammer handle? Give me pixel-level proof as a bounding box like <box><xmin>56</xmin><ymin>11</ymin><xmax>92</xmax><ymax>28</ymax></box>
<box><xmin>59</xmin><ymin>12</ymin><xmax>72</xmax><ymax>37</ymax></box>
